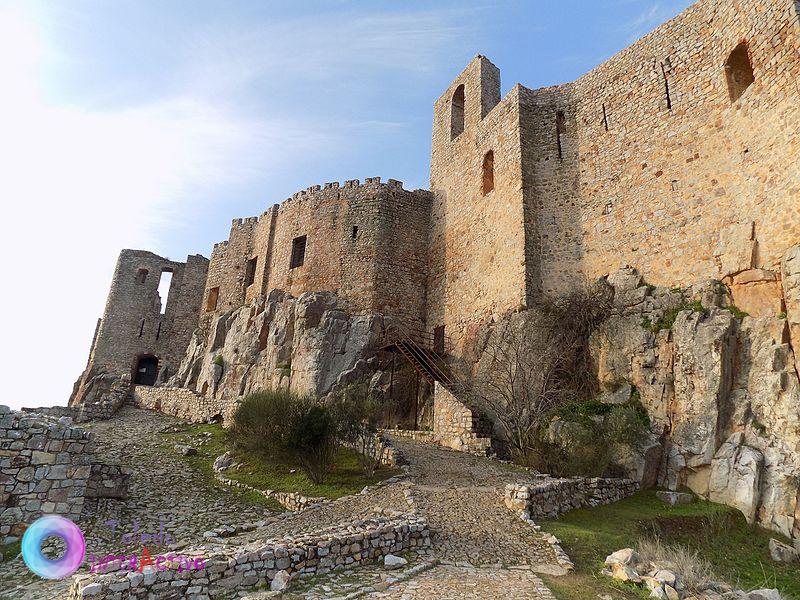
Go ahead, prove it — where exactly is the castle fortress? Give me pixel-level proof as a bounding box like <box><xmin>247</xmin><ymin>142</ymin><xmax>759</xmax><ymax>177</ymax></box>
<box><xmin>73</xmin><ymin>0</ymin><xmax>799</xmax><ymax>395</ymax></box>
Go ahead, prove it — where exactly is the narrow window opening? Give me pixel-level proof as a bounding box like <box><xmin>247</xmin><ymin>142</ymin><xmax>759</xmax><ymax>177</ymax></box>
<box><xmin>138</xmin><ymin>319</ymin><xmax>145</xmax><ymax>338</ymax></box>
<box><xmin>450</xmin><ymin>84</ymin><xmax>465</xmax><ymax>140</ymax></box>
<box><xmin>351</xmin><ymin>226</ymin><xmax>358</xmax><ymax>240</ymax></box>
<box><xmin>556</xmin><ymin>110</ymin><xmax>566</xmax><ymax>160</ymax></box>
<box><xmin>660</xmin><ymin>61</ymin><xmax>672</xmax><ymax>110</ymax></box>
<box><xmin>244</xmin><ymin>257</ymin><xmax>257</xmax><ymax>287</ymax></box>
<box><xmin>136</xmin><ymin>269</ymin><xmax>148</xmax><ymax>284</ymax></box>
<box><xmin>602</xmin><ymin>103</ymin><xmax>609</xmax><ymax>131</ymax></box>
<box><xmin>156</xmin><ymin>269</ymin><xmax>173</xmax><ymax>315</ymax></box>
<box><xmin>290</xmin><ymin>235</ymin><xmax>307</xmax><ymax>269</ymax></box>
<box><xmin>155</xmin><ymin>321</ymin><xmax>162</xmax><ymax>340</ymax></box>
<box><xmin>433</xmin><ymin>325</ymin><xmax>445</xmax><ymax>355</ymax></box>
<box><xmin>725</xmin><ymin>42</ymin><xmax>755</xmax><ymax>103</ymax></box>
<box><xmin>482</xmin><ymin>150</ymin><xmax>494</xmax><ymax>195</ymax></box>
<box><xmin>206</xmin><ymin>287</ymin><xmax>219</xmax><ymax>312</ymax></box>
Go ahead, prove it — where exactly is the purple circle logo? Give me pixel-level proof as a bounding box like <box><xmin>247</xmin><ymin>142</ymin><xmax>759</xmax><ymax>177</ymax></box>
<box><xmin>21</xmin><ymin>515</ymin><xmax>86</xmax><ymax>579</ymax></box>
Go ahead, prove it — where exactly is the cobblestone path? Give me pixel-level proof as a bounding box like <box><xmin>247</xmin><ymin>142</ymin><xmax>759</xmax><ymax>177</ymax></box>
<box><xmin>0</xmin><ymin>407</ymin><xmax>272</xmax><ymax>600</ymax></box>
<box><xmin>0</xmin><ymin>408</ymin><xmax>561</xmax><ymax>599</ymax></box>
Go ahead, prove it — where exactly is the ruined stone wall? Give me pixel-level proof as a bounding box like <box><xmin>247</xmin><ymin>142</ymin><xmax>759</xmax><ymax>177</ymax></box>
<box><xmin>201</xmin><ymin>179</ymin><xmax>432</xmax><ymax>331</ymax></box>
<box><xmin>428</xmin><ymin>56</ymin><xmax>528</xmax><ymax>351</ymax></box>
<box><xmin>0</xmin><ymin>407</ymin><xmax>94</xmax><ymax>544</ymax></box>
<box><xmin>504</xmin><ymin>478</ymin><xmax>639</xmax><ymax>520</ymax></box>
<box><xmin>73</xmin><ymin>250</ymin><xmax>209</xmax><ymax>403</ymax></box>
<box><xmin>526</xmin><ymin>0</ymin><xmax>800</xmax><ymax>294</ymax></box>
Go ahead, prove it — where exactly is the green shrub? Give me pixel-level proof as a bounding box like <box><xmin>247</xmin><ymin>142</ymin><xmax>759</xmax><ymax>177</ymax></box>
<box><xmin>528</xmin><ymin>397</ymin><xmax>651</xmax><ymax>477</ymax></box>
<box><xmin>289</xmin><ymin>404</ymin><xmax>337</xmax><ymax>484</ymax></box>
<box><xmin>329</xmin><ymin>383</ymin><xmax>388</xmax><ymax>477</ymax></box>
<box><xmin>213</xmin><ymin>354</ymin><xmax>225</xmax><ymax>367</ymax></box>
<box><xmin>231</xmin><ymin>389</ymin><xmax>305</xmax><ymax>453</ymax></box>
<box><xmin>726</xmin><ymin>305</ymin><xmax>749</xmax><ymax>319</ymax></box>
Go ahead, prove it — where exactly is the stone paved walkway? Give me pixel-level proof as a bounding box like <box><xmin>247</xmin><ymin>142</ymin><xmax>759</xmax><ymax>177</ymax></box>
<box><xmin>0</xmin><ymin>407</ymin><xmax>272</xmax><ymax>600</ymax></box>
<box><xmin>0</xmin><ymin>408</ymin><xmax>561</xmax><ymax>599</ymax></box>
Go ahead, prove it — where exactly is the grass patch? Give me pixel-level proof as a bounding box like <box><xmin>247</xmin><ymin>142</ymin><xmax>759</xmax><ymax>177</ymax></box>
<box><xmin>538</xmin><ymin>491</ymin><xmax>799</xmax><ymax>599</ymax></box>
<box><xmin>0</xmin><ymin>539</ymin><xmax>21</xmax><ymax>564</ymax></box>
<box><xmin>162</xmin><ymin>422</ymin><xmax>399</xmax><ymax>501</ymax></box>
<box><xmin>726</xmin><ymin>305</ymin><xmax>749</xmax><ymax>320</ymax></box>
<box><xmin>643</xmin><ymin>301</ymin><xmax>707</xmax><ymax>332</ymax></box>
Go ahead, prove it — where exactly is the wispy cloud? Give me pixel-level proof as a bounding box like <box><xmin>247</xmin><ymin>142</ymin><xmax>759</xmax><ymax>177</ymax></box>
<box><xmin>616</xmin><ymin>1</ymin><xmax>688</xmax><ymax>43</ymax></box>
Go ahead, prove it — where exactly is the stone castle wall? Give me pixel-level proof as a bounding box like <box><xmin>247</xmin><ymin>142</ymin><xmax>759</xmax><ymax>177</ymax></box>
<box><xmin>0</xmin><ymin>407</ymin><xmax>94</xmax><ymax>544</ymax></box>
<box><xmin>532</xmin><ymin>0</ymin><xmax>800</xmax><ymax>295</ymax></box>
<box><xmin>430</xmin><ymin>0</ymin><xmax>800</xmax><ymax>351</ymax></box>
<box><xmin>200</xmin><ymin>178</ymin><xmax>432</xmax><ymax>332</ymax></box>
<box><xmin>73</xmin><ymin>250</ymin><xmax>209</xmax><ymax>403</ymax></box>
<box><xmin>428</xmin><ymin>57</ymin><xmax>529</xmax><ymax>350</ymax></box>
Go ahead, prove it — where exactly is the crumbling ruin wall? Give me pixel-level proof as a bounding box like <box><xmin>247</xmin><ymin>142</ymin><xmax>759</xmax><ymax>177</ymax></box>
<box><xmin>71</xmin><ymin>250</ymin><xmax>209</xmax><ymax>406</ymax></box>
<box><xmin>0</xmin><ymin>407</ymin><xmax>94</xmax><ymax>544</ymax></box>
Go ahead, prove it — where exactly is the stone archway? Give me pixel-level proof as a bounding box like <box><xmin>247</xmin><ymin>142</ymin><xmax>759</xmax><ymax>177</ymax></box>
<box><xmin>134</xmin><ymin>355</ymin><xmax>159</xmax><ymax>386</ymax></box>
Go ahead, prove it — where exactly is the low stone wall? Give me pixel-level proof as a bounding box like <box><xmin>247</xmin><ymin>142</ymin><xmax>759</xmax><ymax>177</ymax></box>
<box><xmin>76</xmin><ymin>377</ymin><xmax>129</xmax><ymax>421</ymax></box>
<box><xmin>0</xmin><ymin>406</ymin><xmax>95</xmax><ymax>544</ymax></box>
<box><xmin>68</xmin><ymin>513</ymin><xmax>430</xmax><ymax>598</ymax></box>
<box><xmin>132</xmin><ymin>385</ymin><xmax>235</xmax><ymax>424</ymax></box>
<box><xmin>424</xmin><ymin>383</ymin><xmax>493</xmax><ymax>455</ymax></box>
<box><xmin>86</xmin><ymin>464</ymin><xmax>132</xmax><ymax>500</ymax></box>
<box><xmin>216</xmin><ymin>473</ymin><xmax>329</xmax><ymax>512</ymax></box>
<box><xmin>504</xmin><ymin>477</ymin><xmax>639</xmax><ymax>520</ymax></box>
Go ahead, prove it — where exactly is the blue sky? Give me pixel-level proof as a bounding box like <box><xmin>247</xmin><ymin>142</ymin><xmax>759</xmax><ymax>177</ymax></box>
<box><xmin>0</xmin><ymin>0</ymin><xmax>693</xmax><ymax>408</ymax></box>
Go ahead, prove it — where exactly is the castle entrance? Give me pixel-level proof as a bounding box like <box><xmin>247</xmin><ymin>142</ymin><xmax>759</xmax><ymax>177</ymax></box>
<box><xmin>134</xmin><ymin>356</ymin><xmax>159</xmax><ymax>386</ymax></box>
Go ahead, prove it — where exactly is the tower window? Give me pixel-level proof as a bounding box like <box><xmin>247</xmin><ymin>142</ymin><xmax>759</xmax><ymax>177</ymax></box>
<box><xmin>206</xmin><ymin>287</ymin><xmax>219</xmax><ymax>312</ymax></box>
<box><xmin>556</xmin><ymin>111</ymin><xmax>566</xmax><ymax>160</ymax></box>
<box><xmin>482</xmin><ymin>150</ymin><xmax>494</xmax><ymax>195</ymax></box>
<box><xmin>136</xmin><ymin>269</ymin><xmax>148</xmax><ymax>284</ymax></box>
<box><xmin>725</xmin><ymin>42</ymin><xmax>755</xmax><ymax>103</ymax></box>
<box><xmin>351</xmin><ymin>226</ymin><xmax>358</xmax><ymax>240</ymax></box>
<box><xmin>156</xmin><ymin>269</ymin><xmax>173</xmax><ymax>315</ymax></box>
<box><xmin>244</xmin><ymin>257</ymin><xmax>257</xmax><ymax>287</ymax></box>
<box><xmin>290</xmin><ymin>235</ymin><xmax>307</xmax><ymax>269</ymax></box>
<box><xmin>450</xmin><ymin>84</ymin><xmax>465</xmax><ymax>140</ymax></box>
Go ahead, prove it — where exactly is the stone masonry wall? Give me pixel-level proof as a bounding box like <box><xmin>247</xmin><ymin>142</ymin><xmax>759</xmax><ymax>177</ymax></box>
<box><xmin>432</xmin><ymin>383</ymin><xmax>492</xmax><ymax>455</ymax></box>
<box><xmin>504</xmin><ymin>477</ymin><xmax>639</xmax><ymax>520</ymax></box>
<box><xmin>72</xmin><ymin>250</ymin><xmax>209</xmax><ymax>404</ymax></box>
<box><xmin>525</xmin><ymin>0</ymin><xmax>800</xmax><ymax>295</ymax></box>
<box><xmin>428</xmin><ymin>56</ymin><xmax>528</xmax><ymax>352</ymax></box>
<box><xmin>68</xmin><ymin>514</ymin><xmax>430</xmax><ymax>599</ymax></box>
<box><xmin>200</xmin><ymin>178</ymin><xmax>432</xmax><ymax>333</ymax></box>
<box><xmin>0</xmin><ymin>406</ymin><xmax>95</xmax><ymax>544</ymax></box>
<box><xmin>131</xmin><ymin>385</ymin><xmax>234</xmax><ymax>425</ymax></box>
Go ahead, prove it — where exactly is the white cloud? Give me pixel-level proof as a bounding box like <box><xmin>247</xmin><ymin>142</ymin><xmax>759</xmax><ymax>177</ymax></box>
<box><xmin>0</xmin><ymin>6</ymin><xmax>330</xmax><ymax>409</ymax></box>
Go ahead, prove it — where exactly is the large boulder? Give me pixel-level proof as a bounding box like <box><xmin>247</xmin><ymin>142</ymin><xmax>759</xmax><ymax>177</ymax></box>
<box><xmin>708</xmin><ymin>433</ymin><xmax>763</xmax><ymax>524</ymax></box>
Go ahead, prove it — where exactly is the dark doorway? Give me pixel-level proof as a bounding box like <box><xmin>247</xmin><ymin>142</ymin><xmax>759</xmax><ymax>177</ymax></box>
<box><xmin>433</xmin><ymin>325</ymin><xmax>445</xmax><ymax>355</ymax></box>
<box><xmin>134</xmin><ymin>356</ymin><xmax>159</xmax><ymax>386</ymax></box>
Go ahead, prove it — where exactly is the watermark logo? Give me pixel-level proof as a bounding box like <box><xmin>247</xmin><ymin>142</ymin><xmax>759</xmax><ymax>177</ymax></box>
<box><xmin>21</xmin><ymin>515</ymin><xmax>86</xmax><ymax>580</ymax></box>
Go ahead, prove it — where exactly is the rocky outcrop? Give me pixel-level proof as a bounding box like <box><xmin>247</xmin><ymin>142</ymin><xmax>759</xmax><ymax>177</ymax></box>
<box><xmin>590</xmin><ymin>247</ymin><xmax>800</xmax><ymax>542</ymax></box>
<box><xmin>168</xmin><ymin>290</ymin><xmax>384</xmax><ymax>422</ymax></box>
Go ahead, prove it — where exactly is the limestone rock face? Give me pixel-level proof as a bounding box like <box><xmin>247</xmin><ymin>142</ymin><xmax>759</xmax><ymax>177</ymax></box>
<box><xmin>709</xmin><ymin>433</ymin><xmax>763</xmax><ymax>524</ymax></box>
<box><xmin>171</xmin><ymin>290</ymin><xmax>383</xmax><ymax>416</ymax></box>
<box><xmin>782</xmin><ymin>245</ymin><xmax>800</xmax><ymax>377</ymax></box>
<box><xmin>589</xmin><ymin>256</ymin><xmax>800</xmax><ymax>542</ymax></box>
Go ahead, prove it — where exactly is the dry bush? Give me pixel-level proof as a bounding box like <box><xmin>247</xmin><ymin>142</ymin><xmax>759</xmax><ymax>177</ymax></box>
<box><xmin>469</xmin><ymin>283</ymin><xmax>613</xmax><ymax>457</ymax></box>
<box><xmin>637</xmin><ymin>537</ymin><xmax>717</xmax><ymax>594</ymax></box>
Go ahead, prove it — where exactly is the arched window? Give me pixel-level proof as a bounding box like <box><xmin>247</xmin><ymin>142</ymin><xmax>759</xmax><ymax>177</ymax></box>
<box><xmin>450</xmin><ymin>84</ymin><xmax>465</xmax><ymax>140</ymax></box>
<box><xmin>482</xmin><ymin>150</ymin><xmax>494</xmax><ymax>195</ymax></box>
<box><xmin>136</xmin><ymin>269</ymin><xmax>148</xmax><ymax>284</ymax></box>
<box><xmin>725</xmin><ymin>42</ymin><xmax>755</xmax><ymax>103</ymax></box>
